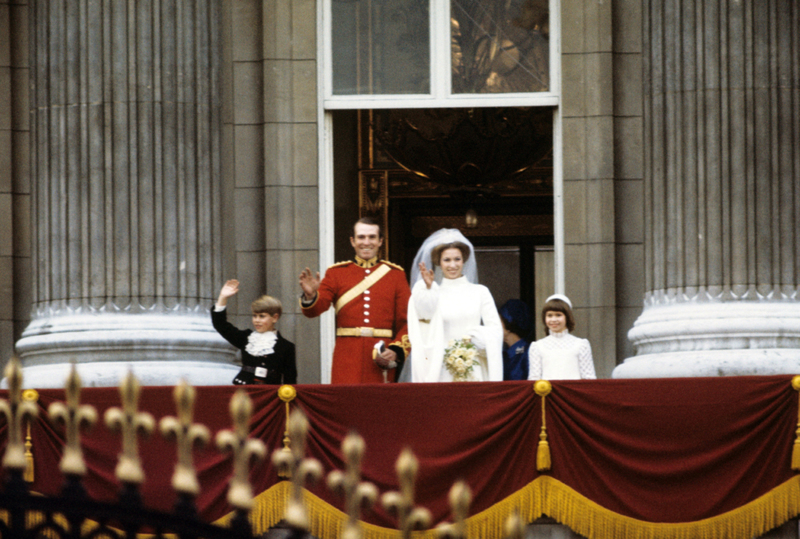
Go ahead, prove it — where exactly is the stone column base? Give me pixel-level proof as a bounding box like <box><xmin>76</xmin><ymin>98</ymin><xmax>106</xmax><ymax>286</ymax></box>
<box><xmin>13</xmin><ymin>312</ymin><xmax>240</xmax><ymax>388</ymax></box>
<box><xmin>8</xmin><ymin>361</ymin><xmax>241</xmax><ymax>389</ymax></box>
<box><xmin>614</xmin><ymin>302</ymin><xmax>800</xmax><ymax>378</ymax></box>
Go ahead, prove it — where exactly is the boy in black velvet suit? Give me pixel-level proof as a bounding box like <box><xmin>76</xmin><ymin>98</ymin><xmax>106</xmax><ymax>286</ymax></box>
<box><xmin>211</xmin><ymin>280</ymin><xmax>297</xmax><ymax>385</ymax></box>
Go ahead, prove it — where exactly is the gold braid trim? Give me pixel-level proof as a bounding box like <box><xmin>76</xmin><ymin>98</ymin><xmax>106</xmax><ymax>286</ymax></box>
<box><xmin>380</xmin><ymin>260</ymin><xmax>404</xmax><ymax>271</ymax></box>
<box><xmin>216</xmin><ymin>475</ymin><xmax>800</xmax><ymax>539</ymax></box>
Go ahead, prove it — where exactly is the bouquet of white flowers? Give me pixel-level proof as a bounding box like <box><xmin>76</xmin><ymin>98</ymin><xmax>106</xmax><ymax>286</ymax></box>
<box><xmin>443</xmin><ymin>336</ymin><xmax>483</xmax><ymax>382</ymax></box>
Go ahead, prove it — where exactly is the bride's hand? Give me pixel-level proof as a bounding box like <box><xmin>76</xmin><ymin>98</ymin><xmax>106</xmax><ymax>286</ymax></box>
<box><xmin>419</xmin><ymin>262</ymin><xmax>435</xmax><ymax>289</ymax></box>
<box><xmin>467</xmin><ymin>329</ymin><xmax>486</xmax><ymax>349</ymax></box>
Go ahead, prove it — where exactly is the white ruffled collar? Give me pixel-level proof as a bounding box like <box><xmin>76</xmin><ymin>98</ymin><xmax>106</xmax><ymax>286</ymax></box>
<box><xmin>550</xmin><ymin>329</ymin><xmax>570</xmax><ymax>339</ymax></box>
<box><xmin>245</xmin><ymin>330</ymin><xmax>278</xmax><ymax>356</ymax></box>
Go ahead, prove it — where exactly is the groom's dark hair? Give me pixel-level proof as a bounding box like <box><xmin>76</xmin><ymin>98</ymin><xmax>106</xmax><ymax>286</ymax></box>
<box><xmin>353</xmin><ymin>216</ymin><xmax>383</xmax><ymax>238</ymax></box>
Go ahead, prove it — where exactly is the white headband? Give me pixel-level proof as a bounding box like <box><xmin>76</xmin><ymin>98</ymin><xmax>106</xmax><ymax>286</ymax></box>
<box><xmin>546</xmin><ymin>294</ymin><xmax>573</xmax><ymax>309</ymax></box>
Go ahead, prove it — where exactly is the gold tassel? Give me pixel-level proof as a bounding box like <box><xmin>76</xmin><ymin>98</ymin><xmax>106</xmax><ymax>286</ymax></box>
<box><xmin>277</xmin><ymin>385</ymin><xmax>297</xmax><ymax>479</ymax></box>
<box><xmin>537</xmin><ymin>429</ymin><xmax>551</xmax><ymax>472</ymax></box>
<box><xmin>793</xmin><ymin>439</ymin><xmax>800</xmax><ymax>472</ymax></box>
<box><xmin>534</xmin><ymin>380</ymin><xmax>552</xmax><ymax>472</ymax></box>
<box><xmin>792</xmin><ymin>376</ymin><xmax>800</xmax><ymax>471</ymax></box>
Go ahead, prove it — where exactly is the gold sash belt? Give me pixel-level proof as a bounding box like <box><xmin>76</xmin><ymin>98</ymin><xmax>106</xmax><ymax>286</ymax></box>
<box><xmin>336</xmin><ymin>327</ymin><xmax>393</xmax><ymax>338</ymax></box>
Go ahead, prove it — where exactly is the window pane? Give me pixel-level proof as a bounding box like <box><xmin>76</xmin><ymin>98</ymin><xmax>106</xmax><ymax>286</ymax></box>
<box><xmin>332</xmin><ymin>0</ymin><xmax>430</xmax><ymax>95</ymax></box>
<box><xmin>451</xmin><ymin>0</ymin><xmax>549</xmax><ymax>93</ymax></box>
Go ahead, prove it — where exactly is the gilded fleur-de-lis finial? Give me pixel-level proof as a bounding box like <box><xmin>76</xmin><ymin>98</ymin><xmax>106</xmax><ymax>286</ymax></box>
<box><xmin>22</xmin><ymin>388</ymin><xmax>39</xmax><ymax>483</ymax></box>
<box><xmin>104</xmin><ymin>371</ymin><xmax>155</xmax><ymax>484</ymax></box>
<box><xmin>216</xmin><ymin>389</ymin><xmax>267</xmax><ymax>511</ymax></box>
<box><xmin>327</xmin><ymin>433</ymin><xmax>378</xmax><ymax>539</ymax></box>
<box><xmin>0</xmin><ymin>358</ymin><xmax>39</xmax><ymax>472</ymax></box>
<box><xmin>159</xmin><ymin>381</ymin><xmax>210</xmax><ymax>497</ymax></box>
<box><xmin>437</xmin><ymin>481</ymin><xmax>472</xmax><ymax>539</ymax></box>
<box><xmin>381</xmin><ymin>448</ymin><xmax>432</xmax><ymax>539</ymax></box>
<box><xmin>503</xmin><ymin>511</ymin><xmax>526</xmax><ymax>539</ymax></box>
<box><xmin>272</xmin><ymin>408</ymin><xmax>323</xmax><ymax>530</ymax></box>
<box><xmin>48</xmin><ymin>364</ymin><xmax>98</xmax><ymax>476</ymax></box>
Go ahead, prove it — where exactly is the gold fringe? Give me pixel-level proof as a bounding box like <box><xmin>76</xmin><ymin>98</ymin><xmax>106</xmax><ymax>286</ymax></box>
<box><xmin>226</xmin><ymin>476</ymin><xmax>800</xmax><ymax>539</ymax></box>
<box><xmin>12</xmin><ymin>476</ymin><xmax>800</xmax><ymax>539</ymax></box>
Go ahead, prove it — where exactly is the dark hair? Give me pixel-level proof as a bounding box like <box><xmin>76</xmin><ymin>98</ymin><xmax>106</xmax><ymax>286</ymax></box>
<box><xmin>251</xmin><ymin>295</ymin><xmax>282</xmax><ymax>317</ymax></box>
<box><xmin>541</xmin><ymin>298</ymin><xmax>575</xmax><ymax>334</ymax></box>
<box><xmin>431</xmin><ymin>242</ymin><xmax>471</xmax><ymax>266</ymax></box>
<box><xmin>353</xmin><ymin>217</ymin><xmax>383</xmax><ymax>239</ymax></box>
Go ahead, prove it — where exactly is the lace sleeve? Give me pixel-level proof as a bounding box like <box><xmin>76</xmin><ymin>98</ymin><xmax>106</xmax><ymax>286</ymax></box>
<box><xmin>527</xmin><ymin>342</ymin><xmax>543</xmax><ymax>380</ymax></box>
<box><xmin>578</xmin><ymin>339</ymin><xmax>597</xmax><ymax>379</ymax></box>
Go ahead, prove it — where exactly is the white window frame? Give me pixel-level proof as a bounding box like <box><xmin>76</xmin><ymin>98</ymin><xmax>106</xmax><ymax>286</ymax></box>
<box><xmin>316</xmin><ymin>0</ymin><xmax>563</xmax><ymax>382</ymax></box>
<box><xmin>321</xmin><ymin>0</ymin><xmax>560</xmax><ymax>109</ymax></box>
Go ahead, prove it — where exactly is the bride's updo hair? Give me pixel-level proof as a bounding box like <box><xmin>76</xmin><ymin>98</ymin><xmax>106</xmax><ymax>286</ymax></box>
<box><xmin>432</xmin><ymin>241</ymin><xmax>471</xmax><ymax>266</ymax></box>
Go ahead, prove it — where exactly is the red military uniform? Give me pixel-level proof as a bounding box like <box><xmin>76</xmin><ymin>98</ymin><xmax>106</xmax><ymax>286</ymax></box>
<box><xmin>301</xmin><ymin>256</ymin><xmax>411</xmax><ymax>384</ymax></box>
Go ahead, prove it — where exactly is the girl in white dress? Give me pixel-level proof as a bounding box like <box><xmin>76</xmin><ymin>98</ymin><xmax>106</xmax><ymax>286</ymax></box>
<box><xmin>527</xmin><ymin>294</ymin><xmax>596</xmax><ymax>380</ymax></box>
<box><xmin>406</xmin><ymin>229</ymin><xmax>504</xmax><ymax>383</ymax></box>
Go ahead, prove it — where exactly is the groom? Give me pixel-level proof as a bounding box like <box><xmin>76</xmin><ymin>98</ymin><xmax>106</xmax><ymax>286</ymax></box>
<box><xmin>299</xmin><ymin>217</ymin><xmax>411</xmax><ymax>384</ymax></box>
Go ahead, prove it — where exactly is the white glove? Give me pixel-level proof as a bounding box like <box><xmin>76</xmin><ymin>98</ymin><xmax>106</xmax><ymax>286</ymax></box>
<box><xmin>467</xmin><ymin>329</ymin><xmax>486</xmax><ymax>350</ymax></box>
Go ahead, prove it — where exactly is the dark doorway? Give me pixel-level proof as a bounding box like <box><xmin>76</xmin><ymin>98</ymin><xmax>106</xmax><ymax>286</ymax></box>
<box><xmin>332</xmin><ymin>107</ymin><xmax>554</xmax><ymax>315</ymax></box>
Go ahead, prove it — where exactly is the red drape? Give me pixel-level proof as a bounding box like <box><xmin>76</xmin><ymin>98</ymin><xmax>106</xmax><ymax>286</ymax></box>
<box><xmin>0</xmin><ymin>376</ymin><xmax>797</xmax><ymax>531</ymax></box>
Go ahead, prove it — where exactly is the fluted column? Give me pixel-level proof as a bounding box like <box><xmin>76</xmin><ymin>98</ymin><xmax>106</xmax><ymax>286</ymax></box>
<box><xmin>15</xmin><ymin>0</ymin><xmax>237</xmax><ymax>387</ymax></box>
<box><xmin>614</xmin><ymin>0</ymin><xmax>800</xmax><ymax>377</ymax></box>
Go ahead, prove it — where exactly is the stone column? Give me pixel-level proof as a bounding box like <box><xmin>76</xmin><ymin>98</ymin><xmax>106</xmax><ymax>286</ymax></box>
<box><xmin>614</xmin><ymin>0</ymin><xmax>800</xmax><ymax>377</ymax></box>
<box><xmin>15</xmin><ymin>0</ymin><xmax>238</xmax><ymax>387</ymax></box>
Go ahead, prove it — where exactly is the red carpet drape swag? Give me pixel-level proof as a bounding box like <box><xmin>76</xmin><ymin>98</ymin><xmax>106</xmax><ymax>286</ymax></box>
<box><xmin>1</xmin><ymin>376</ymin><xmax>798</xmax><ymax>538</ymax></box>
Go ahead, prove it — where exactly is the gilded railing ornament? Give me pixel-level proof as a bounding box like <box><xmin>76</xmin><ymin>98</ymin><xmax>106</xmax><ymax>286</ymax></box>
<box><xmin>327</xmin><ymin>432</ymin><xmax>378</xmax><ymax>539</ymax></box>
<box><xmin>381</xmin><ymin>448</ymin><xmax>432</xmax><ymax>539</ymax></box>
<box><xmin>22</xmin><ymin>389</ymin><xmax>39</xmax><ymax>483</ymax></box>
<box><xmin>104</xmin><ymin>372</ymin><xmax>156</xmax><ymax>485</ymax></box>
<box><xmin>503</xmin><ymin>511</ymin><xmax>526</xmax><ymax>539</ymax></box>
<box><xmin>277</xmin><ymin>384</ymin><xmax>297</xmax><ymax>478</ymax></box>
<box><xmin>534</xmin><ymin>380</ymin><xmax>552</xmax><ymax>471</ymax></box>
<box><xmin>437</xmin><ymin>480</ymin><xmax>472</xmax><ymax>539</ymax></box>
<box><xmin>48</xmin><ymin>364</ymin><xmax>98</xmax><ymax>477</ymax></box>
<box><xmin>216</xmin><ymin>389</ymin><xmax>267</xmax><ymax>512</ymax></box>
<box><xmin>0</xmin><ymin>358</ymin><xmax>39</xmax><ymax>473</ymax></box>
<box><xmin>272</xmin><ymin>408</ymin><xmax>323</xmax><ymax>530</ymax></box>
<box><xmin>159</xmin><ymin>380</ymin><xmax>211</xmax><ymax>498</ymax></box>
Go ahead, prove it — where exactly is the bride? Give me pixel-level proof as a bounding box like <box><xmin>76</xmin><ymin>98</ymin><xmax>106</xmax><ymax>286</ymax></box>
<box><xmin>406</xmin><ymin>229</ymin><xmax>503</xmax><ymax>382</ymax></box>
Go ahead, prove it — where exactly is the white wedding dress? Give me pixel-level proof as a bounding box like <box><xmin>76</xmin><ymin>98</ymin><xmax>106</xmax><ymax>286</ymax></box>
<box><xmin>408</xmin><ymin>276</ymin><xmax>503</xmax><ymax>383</ymax></box>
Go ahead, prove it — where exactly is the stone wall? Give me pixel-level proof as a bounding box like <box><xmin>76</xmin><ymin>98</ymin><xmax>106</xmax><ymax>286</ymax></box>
<box><xmin>612</xmin><ymin>0</ymin><xmax>645</xmax><ymax>363</ymax></box>
<box><xmin>560</xmin><ymin>0</ymin><xmax>620</xmax><ymax>377</ymax></box>
<box><xmin>0</xmin><ymin>0</ymin><xmax>31</xmax><ymax>371</ymax></box>
<box><xmin>224</xmin><ymin>0</ymin><xmax>321</xmax><ymax>382</ymax></box>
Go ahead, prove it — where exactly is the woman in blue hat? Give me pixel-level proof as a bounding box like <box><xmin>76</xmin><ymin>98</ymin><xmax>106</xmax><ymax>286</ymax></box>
<box><xmin>499</xmin><ymin>299</ymin><xmax>533</xmax><ymax>380</ymax></box>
